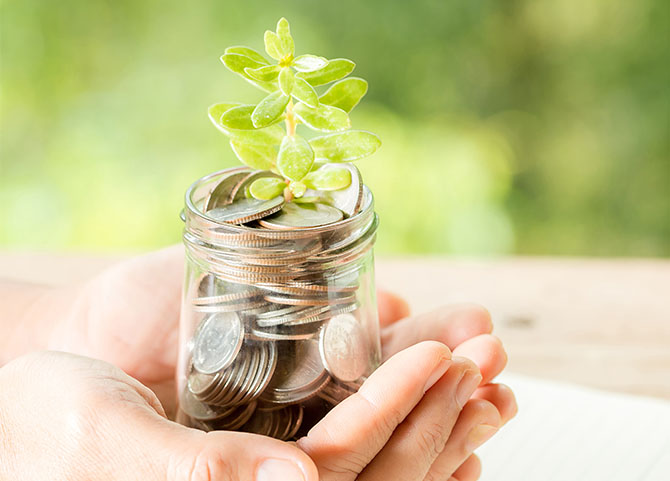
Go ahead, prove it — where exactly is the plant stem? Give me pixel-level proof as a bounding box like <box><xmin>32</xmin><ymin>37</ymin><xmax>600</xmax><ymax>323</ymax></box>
<box><xmin>285</xmin><ymin>98</ymin><xmax>296</xmax><ymax>137</ymax></box>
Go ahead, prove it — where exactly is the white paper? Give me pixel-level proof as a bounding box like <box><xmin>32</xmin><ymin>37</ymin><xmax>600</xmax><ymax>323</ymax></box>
<box><xmin>478</xmin><ymin>373</ymin><xmax>670</xmax><ymax>481</ymax></box>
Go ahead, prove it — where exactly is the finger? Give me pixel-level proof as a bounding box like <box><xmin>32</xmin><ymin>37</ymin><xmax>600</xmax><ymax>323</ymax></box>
<box><xmin>473</xmin><ymin>383</ymin><xmax>518</xmax><ymax>425</ymax></box>
<box><xmin>449</xmin><ymin>454</ymin><xmax>482</xmax><ymax>481</ymax></box>
<box><xmin>452</xmin><ymin>334</ymin><xmax>507</xmax><ymax>385</ymax></box>
<box><xmin>358</xmin><ymin>357</ymin><xmax>482</xmax><ymax>481</ymax></box>
<box><xmin>376</xmin><ymin>288</ymin><xmax>411</xmax><ymax>327</ymax></box>
<box><xmin>151</xmin><ymin>424</ymin><xmax>318</xmax><ymax>481</ymax></box>
<box><xmin>381</xmin><ymin>304</ymin><xmax>492</xmax><ymax>361</ymax></box>
<box><xmin>297</xmin><ymin>341</ymin><xmax>452</xmax><ymax>481</ymax></box>
<box><xmin>424</xmin><ymin>399</ymin><xmax>501</xmax><ymax>481</ymax></box>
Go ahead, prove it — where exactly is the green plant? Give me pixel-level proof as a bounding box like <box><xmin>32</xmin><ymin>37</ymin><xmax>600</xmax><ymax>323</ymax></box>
<box><xmin>208</xmin><ymin>18</ymin><xmax>381</xmax><ymax>203</ymax></box>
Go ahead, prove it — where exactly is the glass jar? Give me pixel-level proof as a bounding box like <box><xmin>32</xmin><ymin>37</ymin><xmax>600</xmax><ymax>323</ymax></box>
<box><xmin>176</xmin><ymin>167</ymin><xmax>381</xmax><ymax>440</ymax></box>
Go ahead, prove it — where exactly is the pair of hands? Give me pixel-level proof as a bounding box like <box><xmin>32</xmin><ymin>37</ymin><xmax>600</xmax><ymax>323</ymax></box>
<box><xmin>0</xmin><ymin>247</ymin><xmax>516</xmax><ymax>481</ymax></box>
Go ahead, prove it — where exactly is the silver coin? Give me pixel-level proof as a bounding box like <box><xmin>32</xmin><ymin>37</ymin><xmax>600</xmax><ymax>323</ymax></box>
<box><xmin>208</xmin><ymin>196</ymin><xmax>285</xmax><ymax>224</ymax></box>
<box><xmin>256</xmin><ymin>306</ymin><xmax>330</xmax><ymax>328</ymax></box>
<box><xmin>192</xmin><ymin>312</ymin><xmax>244</xmax><ymax>374</ymax></box>
<box><xmin>204</xmin><ymin>169</ymin><xmax>252</xmax><ymax>211</ymax></box>
<box><xmin>192</xmin><ymin>288</ymin><xmax>260</xmax><ymax>306</ymax></box>
<box><xmin>179</xmin><ymin>388</ymin><xmax>236</xmax><ymax>421</ymax></box>
<box><xmin>192</xmin><ymin>298</ymin><xmax>268</xmax><ymax>314</ymax></box>
<box><xmin>319</xmin><ymin>313</ymin><xmax>368</xmax><ymax>382</ymax></box>
<box><xmin>258</xmin><ymin>202</ymin><xmax>343</xmax><ymax>229</ymax></box>
<box><xmin>260</xmin><ymin>339</ymin><xmax>330</xmax><ymax>404</ymax></box>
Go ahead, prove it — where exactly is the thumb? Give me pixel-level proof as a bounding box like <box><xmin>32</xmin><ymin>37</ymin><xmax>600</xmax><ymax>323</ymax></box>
<box><xmin>140</xmin><ymin>415</ymin><xmax>319</xmax><ymax>481</ymax></box>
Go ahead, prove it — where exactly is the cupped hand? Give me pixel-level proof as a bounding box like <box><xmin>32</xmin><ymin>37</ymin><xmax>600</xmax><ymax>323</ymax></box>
<box><xmin>45</xmin><ymin>246</ymin><xmax>516</xmax><ymax>479</ymax></box>
<box><xmin>0</xmin><ymin>350</ymin><xmax>317</xmax><ymax>481</ymax></box>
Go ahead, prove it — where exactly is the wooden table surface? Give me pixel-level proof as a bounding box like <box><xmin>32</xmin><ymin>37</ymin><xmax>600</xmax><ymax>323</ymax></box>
<box><xmin>2</xmin><ymin>252</ymin><xmax>669</xmax><ymax>399</ymax></box>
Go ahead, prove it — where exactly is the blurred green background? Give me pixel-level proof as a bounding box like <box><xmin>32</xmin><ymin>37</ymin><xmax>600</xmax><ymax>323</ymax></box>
<box><xmin>1</xmin><ymin>0</ymin><xmax>668</xmax><ymax>256</ymax></box>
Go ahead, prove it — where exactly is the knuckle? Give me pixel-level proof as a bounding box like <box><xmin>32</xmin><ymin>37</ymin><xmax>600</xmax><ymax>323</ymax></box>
<box><xmin>169</xmin><ymin>444</ymin><xmax>237</xmax><ymax>481</ymax></box>
<box><xmin>415</xmin><ymin>421</ymin><xmax>449</xmax><ymax>462</ymax></box>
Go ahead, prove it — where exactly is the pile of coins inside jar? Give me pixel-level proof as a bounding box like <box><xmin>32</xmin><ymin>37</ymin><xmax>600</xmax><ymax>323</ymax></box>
<box><xmin>178</xmin><ymin>164</ymin><xmax>380</xmax><ymax>440</ymax></box>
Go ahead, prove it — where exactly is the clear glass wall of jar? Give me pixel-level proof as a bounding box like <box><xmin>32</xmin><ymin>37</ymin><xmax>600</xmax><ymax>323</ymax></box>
<box><xmin>176</xmin><ymin>167</ymin><xmax>381</xmax><ymax>440</ymax></box>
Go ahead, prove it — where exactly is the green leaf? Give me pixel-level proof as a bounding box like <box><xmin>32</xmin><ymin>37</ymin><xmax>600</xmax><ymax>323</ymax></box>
<box><xmin>220</xmin><ymin>105</ymin><xmax>256</xmax><ymax>130</ymax></box>
<box><xmin>292</xmin><ymin>77</ymin><xmax>319</xmax><ymax>108</ymax></box>
<box><xmin>232</xmin><ymin>125</ymin><xmax>285</xmax><ymax>145</ymax></box>
<box><xmin>319</xmin><ymin>77</ymin><xmax>368</xmax><ymax>112</ymax></box>
<box><xmin>278</xmin><ymin>68</ymin><xmax>295</xmax><ymax>96</ymax></box>
<box><xmin>309</xmin><ymin>130</ymin><xmax>381</xmax><ymax>161</ymax></box>
<box><xmin>289</xmin><ymin>181</ymin><xmax>307</xmax><ymax>198</ymax></box>
<box><xmin>252</xmin><ymin>91</ymin><xmax>289</xmax><ymax>128</ymax></box>
<box><xmin>277</xmin><ymin>134</ymin><xmax>314</xmax><ymax>181</ymax></box>
<box><xmin>276</xmin><ymin>18</ymin><xmax>294</xmax><ymax>58</ymax></box>
<box><xmin>249</xmin><ymin>177</ymin><xmax>285</xmax><ymax>200</ymax></box>
<box><xmin>208</xmin><ymin>102</ymin><xmax>242</xmax><ymax>135</ymax></box>
<box><xmin>293</xmin><ymin>196</ymin><xmax>321</xmax><ymax>204</ymax></box>
<box><xmin>296</xmin><ymin>58</ymin><xmax>355</xmax><ymax>86</ymax></box>
<box><xmin>244</xmin><ymin>65</ymin><xmax>280</xmax><ymax>82</ymax></box>
<box><xmin>292</xmin><ymin>55</ymin><xmax>328</xmax><ymax>72</ymax></box>
<box><xmin>264</xmin><ymin>31</ymin><xmax>284</xmax><ymax>61</ymax></box>
<box><xmin>294</xmin><ymin>103</ymin><xmax>350</xmax><ymax>132</ymax></box>
<box><xmin>230</xmin><ymin>141</ymin><xmax>277</xmax><ymax>170</ymax></box>
<box><xmin>303</xmin><ymin>166</ymin><xmax>352</xmax><ymax>191</ymax></box>
<box><xmin>220</xmin><ymin>54</ymin><xmax>277</xmax><ymax>92</ymax></box>
<box><xmin>224</xmin><ymin>46</ymin><xmax>269</xmax><ymax>65</ymax></box>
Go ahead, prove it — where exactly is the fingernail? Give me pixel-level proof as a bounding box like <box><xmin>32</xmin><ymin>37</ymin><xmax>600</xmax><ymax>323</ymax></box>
<box><xmin>256</xmin><ymin>459</ymin><xmax>305</xmax><ymax>481</ymax></box>
<box><xmin>423</xmin><ymin>356</ymin><xmax>450</xmax><ymax>392</ymax></box>
<box><xmin>455</xmin><ymin>370</ymin><xmax>482</xmax><ymax>407</ymax></box>
<box><xmin>466</xmin><ymin>424</ymin><xmax>498</xmax><ymax>451</ymax></box>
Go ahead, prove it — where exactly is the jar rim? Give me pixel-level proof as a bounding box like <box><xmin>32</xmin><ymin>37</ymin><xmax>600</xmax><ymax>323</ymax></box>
<box><xmin>183</xmin><ymin>167</ymin><xmax>376</xmax><ymax>240</ymax></box>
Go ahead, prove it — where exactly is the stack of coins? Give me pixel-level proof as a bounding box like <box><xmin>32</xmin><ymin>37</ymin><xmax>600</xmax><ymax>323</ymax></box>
<box><xmin>178</xmin><ymin>165</ymin><xmax>379</xmax><ymax>440</ymax></box>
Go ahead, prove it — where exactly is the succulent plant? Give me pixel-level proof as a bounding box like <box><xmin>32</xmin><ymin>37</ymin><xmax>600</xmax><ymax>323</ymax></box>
<box><xmin>209</xmin><ymin>17</ymin><xmax>381</xmax><ymax>204</ymax></box>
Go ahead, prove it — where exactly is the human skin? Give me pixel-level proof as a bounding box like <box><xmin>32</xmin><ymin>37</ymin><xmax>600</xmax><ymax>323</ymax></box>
<box><xmin>0</xmin><ymin>247</ymin><xmax>516</xmax><ymax>480</ymax></box>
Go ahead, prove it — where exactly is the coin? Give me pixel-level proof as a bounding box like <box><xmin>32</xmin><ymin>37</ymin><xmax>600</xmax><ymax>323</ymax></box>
<box><xmin>204</xmin><ymin>169</ymin><xmax>252</xmax><ymax>211</ymax></box>
<box><xmin>319</xmin><ymin>313</ymin><xmax>368</xmax><ymax>382</ymax></box>
<box><xmin>192</xmin><ymin>312</ymin><xmax>244</xmax><ymax>374</ymax></box>
<box><xmin>180</xmin><ymin>388</ymin><xmax>236</xmax><ymax>421</ymax></box>
<box><xmin>208</xmin><ymin>196</ymin><xmax>285</xmax><ymax>224</ymax></box>
<box><xmin>260</xmin><ymin>339</ymin><xmax>331</xmax><ymax>404</ymax></box>
<box><xmin>192</xmin><ymin>288</ymin><xmax>260</xmax><ymax>306</ymax></box>
<box><xmin>258</xmin><ymin>202</ymin><xmax>343</xmax><ymax>229</ymax></box>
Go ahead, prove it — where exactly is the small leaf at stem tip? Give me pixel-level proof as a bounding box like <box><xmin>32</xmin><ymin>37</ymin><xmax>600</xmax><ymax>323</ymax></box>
<box><xmin>276</xmin><ymin>18</ymin><xmax>294</xmax><ymax>58</ymax></box>
<box><xmin>230</xmin><ymin>140</ymin><xmax>277</xmax><ymax>171</ymax></box>
<box><xmin>309</xmin><ymin>130</ymin><xmax>381</xmax><ymax>162</ymax></box>
<box><xmin>292</xmin><ymin>77</ymin><xmax>319</xmax><ymax>108</ymax></box>
<box><xmin>264</xmin><ymin>30</ymin><xmax>285</xmax><ymax>61</ymax></box>
<box><xmin>221</xmin><ymin>105</ymin><xmax>257</xmax><ymax>130</ymax></box>
<box><xmin>292</xmin><ymin>55</ymin><xmax>329</xmax><ymax>73</ymax></box>
<box><xmin>249</xmin><ymin>177</ymin><xmax>285</xmax><ymax>200</ymax></box>
<box><xmin>278</xmin><ymin>68</ymin><xmax>295</xmax><ymax>96</ymax></box>
<box><xmin>252</xmin><ymin>91</ymin><xmax>290</xmax><ymax>128</ymax></box>
<box><xmin>303</xmin><ymin>165</ymin><xmax>352</xmax><ymax>191</ymax></box>
<box><xmin>289</xmin><ymin>181</ymin><xmax>307</xmax><ymax>198</ymax></box>
<box><xmin>296</xmin><ymin>58</ymin><xmax>355</xmax><ymax>86</ymax></box>
<box><xmin>208</xmin><ymin>102</ymin><xmax>242</xmax><ymax>135</ymax></box>
<box><xmin>277</xmin><ymin>134</ymin><xmax>315</xmax><ymax>181</ymax></box>
<box><xmin>220</xmin><ymin>53</ymin><xmax>278</xmax><ymax>92</ymax></box>
<box><xmin>319</xmin><ymin>77</ymin><xmax>368</xmax><ymax>113</ymax></box>
<box><xmin>245</xmin><ymin>65</ymin><xmax>280</xmax><ymax>82</ymax></box>
<box><xmin>294</xmin><ymin>103</ymin><xmax>350</xmax><ymax>132</ymax></box>
<box><xmin>224</xmin><ymin>46</ymin><xmax>269</xmax><ymax>65</ymax></box>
